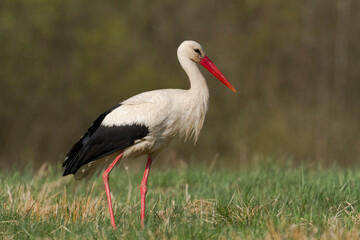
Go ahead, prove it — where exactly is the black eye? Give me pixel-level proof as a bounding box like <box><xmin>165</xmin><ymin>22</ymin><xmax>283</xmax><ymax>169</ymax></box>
<box><xmin>194</xmin><ymin>48</ymin><xmax>200</xmax><ymax>54</ymax></box>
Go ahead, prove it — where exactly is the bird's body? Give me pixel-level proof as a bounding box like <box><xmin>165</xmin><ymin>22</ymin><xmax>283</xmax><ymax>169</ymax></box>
<box><xmin>65</xmin><ymin>87</ymin><xmax>208</xmax><ymax>180</ymax></box>
<box><xmin>63</xmin><ymin>40</ymin><xmax>235</xmax><ymax>228</ymax></box>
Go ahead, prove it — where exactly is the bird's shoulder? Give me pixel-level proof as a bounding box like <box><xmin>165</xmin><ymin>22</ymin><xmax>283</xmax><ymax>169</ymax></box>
<box><xmin>102</xmin><ymin>89</ymin><xmax>185</xmax><ymax>127</ymax></box>
<box><xmin>122</xmin><ymin>89</ymin><xmax>185</xmax><ymax>105</ymax></box>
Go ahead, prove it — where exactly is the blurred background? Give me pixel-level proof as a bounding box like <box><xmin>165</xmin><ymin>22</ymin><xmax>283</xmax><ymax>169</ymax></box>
<box><xmin>0</xmin><ymin>0</ymin><xmax>359</xmax><ymax>170</ymax></box>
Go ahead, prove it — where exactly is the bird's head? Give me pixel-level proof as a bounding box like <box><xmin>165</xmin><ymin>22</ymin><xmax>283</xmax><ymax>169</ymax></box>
<box><xmin>178</xmin><ymin>40</ymin><xmax>205</xmax><ymax>63</ymax></box>
<box><xmin>177</xmin><ymin>40</ymin><xmax>236</xmax><ymax>93</ymax></box>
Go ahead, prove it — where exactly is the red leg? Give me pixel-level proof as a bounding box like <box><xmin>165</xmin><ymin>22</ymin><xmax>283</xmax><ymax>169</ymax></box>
<box><xmin>140</xmin><ymin>155</ymin><xmax>153</xmax><ymax>228</ymax></box>
<box><xmin>102</xmin><ymin>153</ymin><xmax>123</xmax><ymax>229</ymax></box>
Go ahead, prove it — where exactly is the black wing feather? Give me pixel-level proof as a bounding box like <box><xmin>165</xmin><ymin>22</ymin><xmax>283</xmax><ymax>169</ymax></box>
<box><xmin>63</xmin><ymin>104</ymin><xmax>149</xmax><ymax>176</ymax></box>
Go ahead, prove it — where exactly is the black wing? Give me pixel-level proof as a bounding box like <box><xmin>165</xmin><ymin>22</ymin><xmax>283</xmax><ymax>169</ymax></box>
<box><xmin>63</xmin><ymin>104</ymin><xmax>149</xmax><ymax>176</ymax></box>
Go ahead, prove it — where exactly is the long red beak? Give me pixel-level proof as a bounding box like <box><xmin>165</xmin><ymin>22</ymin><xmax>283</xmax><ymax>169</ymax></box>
<box><xmin>199</xmin><ymin>55</ymin><xmax>236</xmax><ymax>93</ymax></box>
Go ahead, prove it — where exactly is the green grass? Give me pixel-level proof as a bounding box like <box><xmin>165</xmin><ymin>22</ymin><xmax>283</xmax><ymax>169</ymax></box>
<box><xmin>1</xmin><ymin>160</ymin><xmax>360</xmax><ymax>239</ymax></box>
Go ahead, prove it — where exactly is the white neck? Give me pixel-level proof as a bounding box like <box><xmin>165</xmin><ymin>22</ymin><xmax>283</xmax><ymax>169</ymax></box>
<box><xmin>180</xmin><ymin>58</ymin><xmax>203</xmax><ymax>88</ymax></box>
<box><xmin>177</xmin><ymin>53</ymin><xmax>209</xmax><ymax>141</ymax></box>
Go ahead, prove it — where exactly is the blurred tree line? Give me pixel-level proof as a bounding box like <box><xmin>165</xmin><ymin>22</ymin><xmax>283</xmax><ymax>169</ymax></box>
<box><xmin>0</xmin><ymin>0</ymin><xmax>359</xmax><ymax>169</ymax></box>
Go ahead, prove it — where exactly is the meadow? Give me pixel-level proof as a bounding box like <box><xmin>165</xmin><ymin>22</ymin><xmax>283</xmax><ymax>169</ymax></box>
<box><xmin>1</xmin><ymin>159</ymin><xmax>360</xmax><ymax>239</ymax></box>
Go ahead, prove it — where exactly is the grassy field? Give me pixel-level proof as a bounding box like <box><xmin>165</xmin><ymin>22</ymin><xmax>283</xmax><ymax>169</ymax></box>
<box><xmin>1</xmin><ymin>159</ymin><xmax>360</xmax><ymax>239</ymax></box>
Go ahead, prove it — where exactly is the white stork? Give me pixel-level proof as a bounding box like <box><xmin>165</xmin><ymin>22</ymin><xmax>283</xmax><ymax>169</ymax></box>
<box><xmin>63</xmin><ymin>40</ymin><xmax>236</xmax><ymax>229</ymax></box>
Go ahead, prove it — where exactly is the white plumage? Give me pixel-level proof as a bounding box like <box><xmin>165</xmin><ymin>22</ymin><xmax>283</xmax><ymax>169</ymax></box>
<box><xmin>63</xmin><ymin>40</ymin><xmax>236</xmax><ymax>228</ymax></box>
